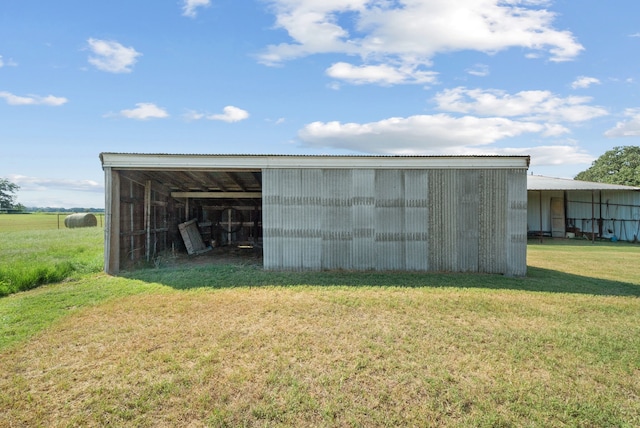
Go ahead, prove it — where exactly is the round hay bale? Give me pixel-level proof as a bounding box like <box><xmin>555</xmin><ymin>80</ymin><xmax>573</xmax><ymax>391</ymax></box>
<box><xmin>64</xmin><ymin>213</ymin><xmax>98</xmax><ymax>228</ymax></box>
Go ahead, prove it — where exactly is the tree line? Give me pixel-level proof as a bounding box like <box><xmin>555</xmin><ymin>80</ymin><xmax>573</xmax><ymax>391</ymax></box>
<box><xmin>0</xmin><ymin>178</ymin><xmax>103</xmax><ymax>213</ymax></box>
<box><xmin>574</xmin><ymin>146</ymin><xmax>640</xmax><ymax>187</ymax></box>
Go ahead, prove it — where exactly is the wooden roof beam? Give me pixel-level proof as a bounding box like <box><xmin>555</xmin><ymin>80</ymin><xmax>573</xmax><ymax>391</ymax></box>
<box><xmin>171</xmin><ymin>191</ymin><xmax>262</xmax><ymax>199</ymax></box>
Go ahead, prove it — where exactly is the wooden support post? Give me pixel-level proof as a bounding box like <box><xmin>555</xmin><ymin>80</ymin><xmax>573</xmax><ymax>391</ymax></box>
<box><xmin>104</xmin><ymin>168</ymin><xmax>121</xmax><ymax>275</ymax></box>
<box><xmin>145</xmin><ymin>180</ymin><xmax>152</xmax><ymax>262</ymax></box>
<box><xmin>129</xmin><ymin>180</ymin><xmax>134</xmax><ymax>261</ymax></box>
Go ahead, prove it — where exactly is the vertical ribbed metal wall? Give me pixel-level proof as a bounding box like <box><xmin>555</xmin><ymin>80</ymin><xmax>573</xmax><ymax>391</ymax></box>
<box><xmin>506</xmin><ymin>169</ymin><xmax>528</xmax><ymax>276</ymax></box>
<box><xmin>352</xmin><ymin>169</ymin><xmax>376</xmax><ymax>270</ymax></box>
<box><xmin>263</xmin><ymin>168</ymin><xmax>527</xmax><ymax>275</ymax></box>
<box><xmin>478</xmin><ymin>169</ymin><xmax>505</xmax><ymax>274</ymax></box>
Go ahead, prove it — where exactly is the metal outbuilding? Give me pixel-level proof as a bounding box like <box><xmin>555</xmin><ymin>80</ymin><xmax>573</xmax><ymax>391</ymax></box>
<box><xmin>527</xmin><ymin>175</ymin><xmax>640</xmax><ymax>241</ymax></box>
<box><xmin>100</xmin><ymin>153</ymin><xmax>530</xmax><ymax>276</ymax></box>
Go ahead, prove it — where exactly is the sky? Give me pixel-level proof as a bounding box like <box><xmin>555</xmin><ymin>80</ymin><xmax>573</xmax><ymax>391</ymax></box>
<box><xmin>2</xmin><ymin>0</ymin><xmax>640</xmax><ymax>208</ymax></box>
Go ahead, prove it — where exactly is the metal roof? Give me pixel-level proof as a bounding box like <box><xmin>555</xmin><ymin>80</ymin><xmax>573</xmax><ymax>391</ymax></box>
<box><xmin>527</xmin><ymin>175</ymin><xmax>640</xmax><ymax>191</ymax></box>
<box><xmin>100</xmin><ymin>152</ymin><xmax>531</xmax><ymax>170</ymax></box>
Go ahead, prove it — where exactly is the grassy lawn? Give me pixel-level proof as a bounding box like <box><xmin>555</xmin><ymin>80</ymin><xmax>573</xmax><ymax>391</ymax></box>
<box><xmin>0</xmin><ymin>234</ymin><xmax>639</xmax><ymax>426</ymax></box>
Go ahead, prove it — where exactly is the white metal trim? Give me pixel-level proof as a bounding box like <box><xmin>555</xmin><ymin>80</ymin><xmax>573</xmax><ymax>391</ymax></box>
<box><xmin>100</xmin><ymin>153</ymin><xmax>530</xmax><ymax>170</ymax></box>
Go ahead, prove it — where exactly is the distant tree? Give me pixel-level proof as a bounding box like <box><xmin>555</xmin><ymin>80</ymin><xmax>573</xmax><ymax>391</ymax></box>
<box><xmin>0</xmin><ymin>177</ymin><xmax>20</xmax><ymax>209</ymax></box>
<box><xmin>575</xmin><ymin>146</ymin><xmax>640</xmax><ymax>187</ymax></box>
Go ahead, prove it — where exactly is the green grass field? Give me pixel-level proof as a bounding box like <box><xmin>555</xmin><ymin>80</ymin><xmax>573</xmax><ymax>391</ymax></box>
<box><xmin>0</xmin><ymin>214</ymin><xmax>104</xmax><ymax>296</ymax></box>
<box><xmin>0</xmin><ymin>212</ymin><xmax>104</xmax><ymax>232</ymax></box>
<box><xmin>1</xmin><ymin>213</ymin><xmax>639</xmax><ymax>427</ymax></box>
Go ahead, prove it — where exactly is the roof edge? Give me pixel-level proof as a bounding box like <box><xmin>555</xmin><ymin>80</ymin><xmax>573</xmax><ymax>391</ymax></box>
<box><xmin>527</xmin><ymin>175</ymin><xmax>640</xmax><ymax>191</ymax></box>
<box><xmin>100</xmin><ymin>153</ymin><xmax>531</xmax><ymax>170</ymax></box>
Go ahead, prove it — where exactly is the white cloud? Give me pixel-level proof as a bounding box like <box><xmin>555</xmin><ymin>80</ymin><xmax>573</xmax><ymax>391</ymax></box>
<box><xmin>0</xmin><ymin>55</ymin><xmax>17</xmax><ymax>68</ymax></box>
<box><xmin>296</xmin><ymin>84</ymin><xmax>607</xmax><ymax>165</ymax></box>
<box><xmin>297</xmin><ymin>115</ymin><xmax>593</xmax><ymax>166</ymax></box>
<box><xmin>467</xmin><ymin>64</ymin><xmax>489</xmax><ymax>77</ymax></box>
<box><xmin>9</xmin><ymin>174</ymin><xmax>103</xmax><ymax>193</ymax></box>
<box><xmin>209</xmin><ymin>106</ymin><xmax>250</xmax><ymax>122</ymax></box>
<box><xmin>0</xmin><ymin>91</ymin><xmax>68</xmax><ymax>106</ymax></box>
<box><xmin>183</xmin><ymin>106</ymin><xmax>250</xmax><ymax>122</ymax></box>
<box><xmin>87</xmin><ymin>38</ymin><xmax>141</xmax><ymax>73</ymax></box>
<box><xmin>182</xmin><ymin>110</ymin><xmax>206</xmax><ymax>121</ymax></box>
<box><xmin>604</xmin><ymin>108</ymin><xmax>640</xmax><ymax>137</ymax></box>
<box><xmin>298</xmin><ymin>114</ymin><xmax>547</xmax><ymax>154</ymax></box>
<box><xmin>571</xmin><ymin>76</ymin><xmax>600</xmax><ymax>89</ymax></box>
<box><xmin>259</xmin><ymin>0</ymin><xmax>583</xmax><ymax>79</ymax></box>
<box><xmin>182</xmin><ymin>0</ymin><xmax>211</xmax><ymax>18</ymax></box>
<box><xmin>118</xmin><ymin>103</ymin><xmax>169</xmax><ymax>120</ymax></box>
<box><xmin>433</xmin><ymin>87</ymin><xmax>608</xmax><ymax>123</ymax></box>
<box><xmin>485</xmin><ymin>144</ymin><xmax>594</xmax><ymax>166</ymax></box>
<box><xmin>326</xmin><ymin>62</ymin><xmax>438</xmax><ymax>85</ymax></box>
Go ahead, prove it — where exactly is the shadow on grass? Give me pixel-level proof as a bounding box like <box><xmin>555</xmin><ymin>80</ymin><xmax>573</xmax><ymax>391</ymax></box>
<box><xmin>121</xmin><ymin>264</ymin><xmax>640</xmax><ymax>297</ymax></box>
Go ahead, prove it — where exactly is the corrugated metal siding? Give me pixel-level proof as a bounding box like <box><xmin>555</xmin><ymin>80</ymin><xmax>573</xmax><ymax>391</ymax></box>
<box><xmin>457</xmin><ymin>170</ymin><xmax>480</xmax><ymax>272</ymax></box>
<box><xmin>567</xmin><ymin>190</ymin><xmax>640</xmax><ymax>240</ymax></box>
<box><xmin>428</xmin><ymin>169</ymin><xmax>455</xmax><ymax>272</ymax></box>
<box><xmin>352</xmin><ymin>169</ymin><xmax>376</xmax><ymax>270</ymax></box>
<box><xmin>527</xmin><ymin>190</ymin><xmax>563</xmax><ymax>233</ymax></box>
<box><xmin>528</xmin><ymin>189</ymin><xmax>640</xmax><ymax>241</ymax></box>
<box><xmin>404</xmin><ymin>170</ymin><xmax>429</xmax><ymax>271</ymax></box>
<box><xmin>506</xmin><ymin>170</ymin><xmax>528</xmax><ymax>276</ymax></box>
<box><xmin>478</xmin><ymin>169</ymin><xmax>505</xmax><ymax>274</ymax></box>
<box><xmin>323</xmin><ymin>169</ymin><xmax>352</xmax><ymax>270</ymax></box>
<box><xmin>375</xmin><ymin>169</ymin><xmax>405</xmax><ymax>270</ymax></box>
<box><xmin>263</xmin><ymin>168</ymin><xmax>526</xmax><ymax>274</ymax></box>
<box><xmin>565</xmin><ymin>190</ymin><xmax>598</xmax><ymax>236</ymax></box>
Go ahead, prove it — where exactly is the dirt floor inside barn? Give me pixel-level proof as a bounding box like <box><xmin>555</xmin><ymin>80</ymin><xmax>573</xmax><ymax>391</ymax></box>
<box><xmin>153</xmin><ymin>245</ymin><xmax>263</xmax><ymax>269</ymax></box>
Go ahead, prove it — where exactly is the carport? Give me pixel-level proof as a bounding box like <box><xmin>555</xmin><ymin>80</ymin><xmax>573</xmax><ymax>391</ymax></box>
<box><xmin>527</xmin><ymin>175</ymin><xmax>640</xmax><ymax>241</ymax></box>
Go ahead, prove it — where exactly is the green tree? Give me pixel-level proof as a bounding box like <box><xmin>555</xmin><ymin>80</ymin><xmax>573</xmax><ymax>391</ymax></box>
<box><xmin>0</xmin><ymin>177</ymin><xmax>20</xmax><ymax>209</ymax></box>
<box><xmin>575</xmin><ymin>146</ymin><xmax>640</xmax><ymax>187</ymax></box>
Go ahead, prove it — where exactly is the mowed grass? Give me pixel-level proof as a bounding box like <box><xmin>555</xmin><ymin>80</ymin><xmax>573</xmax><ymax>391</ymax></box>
<box><xmin>1</xmin><ymin>235</ymin><xmax>639</xmax><ymax>426</ymax></box>
<box><xmin>0</xmin><ymin>214</ymin><xmax>104</xmax><ymax>296</ymax></box>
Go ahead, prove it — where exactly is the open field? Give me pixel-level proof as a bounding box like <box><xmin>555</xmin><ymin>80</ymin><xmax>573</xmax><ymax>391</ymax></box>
<box><xmin>0</xmin><ymin>212</ymin><xmax>104</xmax><ymax>232</ymax></box>
<box><xmin>0</xmin><ymin>235</ymin><xmax>639</xmax><ymax>426</ymax></box>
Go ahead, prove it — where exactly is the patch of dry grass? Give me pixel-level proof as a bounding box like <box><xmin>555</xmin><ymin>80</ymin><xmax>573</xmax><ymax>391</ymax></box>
<box><xmin>2</xmin><ymin>286</ymin><xmax>639</xmax><ymax>427</ymax></box>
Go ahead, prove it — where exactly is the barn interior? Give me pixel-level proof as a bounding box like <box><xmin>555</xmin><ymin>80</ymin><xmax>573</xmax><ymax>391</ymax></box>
<box><xmin>115</xmin><ymin>168</ymin><xmax>263</xmax><ymax>269</ymax></box>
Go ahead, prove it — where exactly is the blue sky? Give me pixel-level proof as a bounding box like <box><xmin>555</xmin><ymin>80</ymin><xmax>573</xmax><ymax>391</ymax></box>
<box><xmin>2</xmin><ymin>0</ymin><xmax>640</xmax><ymax>208</ymax></box>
